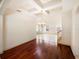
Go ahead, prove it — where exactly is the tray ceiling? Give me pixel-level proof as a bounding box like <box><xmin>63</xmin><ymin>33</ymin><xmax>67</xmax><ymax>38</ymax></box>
<box><xmin>2</xmin><ymin>0</ymin><xmax>62</xmax><ymax>15</ymax></box>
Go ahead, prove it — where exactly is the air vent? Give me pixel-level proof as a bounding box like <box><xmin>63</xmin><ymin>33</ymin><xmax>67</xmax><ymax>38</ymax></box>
<box><xmin>40</xmin><ymin>0</ymin><xmax>51</xmax><ymax>4</ymax></box>
<box><xmin>40</xmin><ymin>0</ymin><xmax>62</xmax><ymax>4</ymax></box>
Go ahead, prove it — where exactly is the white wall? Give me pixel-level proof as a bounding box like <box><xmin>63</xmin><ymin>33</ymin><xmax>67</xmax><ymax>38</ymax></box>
<box><xmin>72</xmin><ymin>4</ymin><xmax>79</xmax><ymax>58</ymax></box>
<box><xmin>4</xmin><ymin>11</ymin><xmax>36</xmax><ymax>50</ymax></box>
<box><xmin>0</xmin><ymin>15</ymin><xmax>3</xmax><ymax>54</ymax></box>
<box><xmin>74</xmin><ymin>13</ymin><xmax>79</xmax><ymax>57</ymax></box>
<box><xmin>62</xmin><ymin>10</ymin><xmax>72</xmax><ymax>45</ymax></box>
<box><xmin>61</xmin><ymin>0</ymin><xmax>75</xmax><ymax>46</ymax></box>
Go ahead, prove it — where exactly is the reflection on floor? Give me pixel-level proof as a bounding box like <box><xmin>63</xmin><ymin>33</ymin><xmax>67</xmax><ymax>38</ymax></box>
<box><xmin>1</xmin><ymin>39</ymin><xmax>75</xmax><ymax>59</ymax></box>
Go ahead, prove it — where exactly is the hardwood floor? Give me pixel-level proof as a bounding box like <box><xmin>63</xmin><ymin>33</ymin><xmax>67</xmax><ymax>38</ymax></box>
<box><xmin>0</xmin><ymin>54</ymin><xmax>1</xmax><ymax>58</ymax></box>
<box><xmin>1</xmin><ymin>39</ymin><xmax>75</xmax><ymax>59</ymax></box>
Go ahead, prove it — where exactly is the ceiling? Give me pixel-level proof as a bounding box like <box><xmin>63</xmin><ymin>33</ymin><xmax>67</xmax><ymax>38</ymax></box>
<box><xmin>2</xmin><ymin>0</ymin><xmax>62</xmax><ymax>15</ymax></box>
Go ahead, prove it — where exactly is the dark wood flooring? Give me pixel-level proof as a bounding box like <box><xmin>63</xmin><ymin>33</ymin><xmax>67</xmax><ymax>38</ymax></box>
<box><xmin>1</xmin><ymin>39</ymin><xmax>75</xmax><ymax>59</ymax></box>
